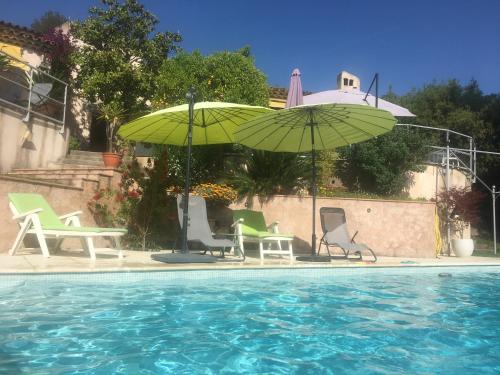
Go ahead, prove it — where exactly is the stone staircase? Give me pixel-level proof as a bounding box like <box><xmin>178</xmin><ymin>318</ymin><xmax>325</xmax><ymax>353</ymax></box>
<box><xmin>5</xmin><ymin>151</ymin><xmax>122</xmax><ymax>193</ymax></box>
<box><xmin>57</xmin><ymin>150</ymin><xmax>105</xmax><ymax>168</ymax></box>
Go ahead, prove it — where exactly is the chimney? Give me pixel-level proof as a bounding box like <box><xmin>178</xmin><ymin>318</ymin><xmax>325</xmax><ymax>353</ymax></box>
<box><xmin>336</xmin><ymin>71</ymin><xmax>360</xmax><ymax>91</ymax></box>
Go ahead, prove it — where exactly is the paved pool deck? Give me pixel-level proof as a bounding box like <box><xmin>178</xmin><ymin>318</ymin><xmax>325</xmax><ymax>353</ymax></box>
<box><xmin>1</xmin><ymin>248</ymin><xmax>500</xmax><ymax>274</ymax></box>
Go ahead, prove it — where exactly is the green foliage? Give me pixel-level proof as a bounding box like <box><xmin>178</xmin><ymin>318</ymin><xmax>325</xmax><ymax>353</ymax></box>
<box><xmin>317</xmin><ymin>187</ymin><xmax>428</xmax><ymax>201</ymax></box>
<box><xmin>225</xmin><ymin>150</ymin><xmax>312</xmax><ymax>204</ymax></box>
<box><xmin>98</xmin><ymin>101</ymin><xmax>126</xmax><ymax>152</ymax></box>
<box><xmin>31</xmin><ymin>10</ymin><xmax>67</xmax><ymax>33</ymax></box>
<box><xmin>317</xmin><ymin>150</ymin><xmax>339</xmax><ymax>187</ymax></box>
<box><xmin>151</xmin><ymin>48</ymin><xmax>269</xmax><ymax>191</ymax></box>
<box><xmin>437</xmin><ymin>187</ymin><xmax>485</xmax><ymax>238</ymax></box>
<box><xmin>335</xmin><ymin>128</ymin><xmax>429</xmax><ymax>196</ymax></box>
<box><xmin>68</xmin><ymin>136</ymin><xmax>81</xmax><ymax>151</ymax></box>
<box><xmin>71</xmin><ymin>0</ymin><xmax>182</xmax><ymax>150</ymax></box>
<box><xmin>154</xmin><ymin>49</ymin><xmax>269</xmax><ymax>107</ymax></box>
<box><xmin>0</xmin><ymin>53</ymin><xmax>9</xmax><ymax>71</ymax></box>
<box><xmin>392</xmin><ymin>80</ymin><xmax>495</xmax><ymax>157</ymax></box>
<box><xmin>165</xmin><ymin>144</ymin><xmax>230</xmax><ymax>187</ymax></box>
<box><xmin>88</xmin><ymin>151</ymin><xmax>177</xmax><ymax>250</ymax></box>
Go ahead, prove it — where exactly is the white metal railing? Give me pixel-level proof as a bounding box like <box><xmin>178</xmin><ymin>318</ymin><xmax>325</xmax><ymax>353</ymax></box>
<box><xmin>0</xmin><ymin>50</ymin><xmax>67</xmax><ymax>132</ymax></box>
<box><xmin>396</xmin><ymin>123</ymin><xmax>500</xmax><ymax>255</ymax></box>
<box><xmin>396</xmin><ymin>123</ymin><xmax>476</xmax><ymax>182</ymax></box>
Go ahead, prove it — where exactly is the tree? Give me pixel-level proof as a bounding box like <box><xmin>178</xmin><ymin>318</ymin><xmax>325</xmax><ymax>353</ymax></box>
<box><xmin>394</xmin><ymin>80</ymin><xmax>493</xmax><ymax>151</ymax></box>
<box><xmin>31</xmin><ymin>11</ymin><xmax>67</xmax><ymax>34</ymax></box>
<box><xmin>71</xmin><ymin>0</ymin><xmax>182</xmax><ymax>151</ymax></box>
<box><xmin>335</xmin><ymin>128</ymin><xmax>429</xmax><ymax>196</ymax></box>
<box><xmin>153</xmin><ymin>47</ymin><xmax>271</xmax><ymax>192</ymax></box>
<box><xmin>153</xmin><ymin>48</ymin><xmax>269</xmax><ymax>107</ymax></box>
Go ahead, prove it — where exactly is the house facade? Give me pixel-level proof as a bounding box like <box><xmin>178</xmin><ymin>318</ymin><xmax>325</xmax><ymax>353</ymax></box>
<box><xmin>0</xmin><ymin>21</ymin><xmax>69</xmax><ymax>173</ymax></box>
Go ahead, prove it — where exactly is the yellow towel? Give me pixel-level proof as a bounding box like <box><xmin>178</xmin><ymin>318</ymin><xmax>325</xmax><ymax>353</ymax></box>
<box><xmin>0</xmin><ymin>43</ymin><xmax>29</xmax><ymax>71</ymax></box>
<box><xmin>434</xmin><ymin>210</ymin><xmax>443</xmax><ymax>256</ymax></box>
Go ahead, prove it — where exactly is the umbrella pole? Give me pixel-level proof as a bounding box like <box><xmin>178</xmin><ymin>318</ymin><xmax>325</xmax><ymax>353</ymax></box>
<box><xmin>297</xmin><ymin>113</ymin><xmax>330</xmax><ymax>262</ymax></box>
<box><xmin>310</xmin><ymin>119</ymin><xmax>317</xmax><ymax>256</ymax></box>
<box><xmin>181</xmin><ymin>88</ymin><xmax>195</xmax><ymax>253</ymax></box>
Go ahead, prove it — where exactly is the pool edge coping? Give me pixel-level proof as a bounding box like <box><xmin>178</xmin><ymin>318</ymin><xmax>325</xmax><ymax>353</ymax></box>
<box><xmin>2</xmin><ymin>263</ymin><xmax>500</xmax><ymax>277</ymax></box>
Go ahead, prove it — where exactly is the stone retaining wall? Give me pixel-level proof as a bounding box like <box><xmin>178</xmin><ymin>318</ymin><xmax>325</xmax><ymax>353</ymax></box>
<box><xmin>230</xmin><ymin>195</ymin><xmax>437</xmax><ymax>258</ymax></box>
<box><xmin>0</xmin><ymin>181</ymin><xmax>438</xmax><ymax>258</ymax></box>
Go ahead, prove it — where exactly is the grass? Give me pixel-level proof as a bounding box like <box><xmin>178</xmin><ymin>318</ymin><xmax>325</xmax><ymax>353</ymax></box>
<box><xmin>317</xmin><ymin>188</ymin><xmax>428</xmax><ymax>202</ymax></box>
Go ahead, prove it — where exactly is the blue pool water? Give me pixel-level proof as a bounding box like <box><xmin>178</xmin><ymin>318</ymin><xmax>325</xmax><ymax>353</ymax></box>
<box><xmin>1</xmin><ymin>267</ymin><xmax>500</xmax><ymax>374</ymax></box>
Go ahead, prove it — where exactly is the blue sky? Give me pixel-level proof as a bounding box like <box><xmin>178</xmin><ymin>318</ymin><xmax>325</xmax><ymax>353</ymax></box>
<box><xmin>2</xmin><ymin>0</ymin><xmax>499</xmax><ymax>95</ymax></box>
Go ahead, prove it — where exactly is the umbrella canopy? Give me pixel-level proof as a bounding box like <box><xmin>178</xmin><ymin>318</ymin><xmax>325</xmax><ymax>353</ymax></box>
<box><xmin>118</xmin><ymin>101</ymin><xmax>272</xmax><ymax>145</ymax></box>
<box><xmin>303</xmin><ymin>89</ymin><xmax>415</xmax><ymax>117</ymax></box>
<box><xmin>235</xmin><ymin>103</ymin><xmax>396</xmax><ymax>152</ymax></box>
<box><xmin>235</xmin><ymin>103</ymin><xmax>396</xmax><ymax>258</ymax></box>
<box><xmin>285</xmin><ymin>68</ymin><xmax>303</xmax><ymax>108</ymax></box>
<box><xmin>118</xmin><ymin>97</ymin><xmax>272</xmax><ymax>262</ymax></box>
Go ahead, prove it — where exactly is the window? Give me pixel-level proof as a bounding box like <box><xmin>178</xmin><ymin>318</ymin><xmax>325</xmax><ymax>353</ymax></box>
<box><xmin>349</xmin><ymin>79</ymin><xmax>354</xmax><ymax>86</ymax></box>
<box><xmin>343</xmin><ymin>78</ymin><xmax>349</xmax><ymax>86</ymax></box>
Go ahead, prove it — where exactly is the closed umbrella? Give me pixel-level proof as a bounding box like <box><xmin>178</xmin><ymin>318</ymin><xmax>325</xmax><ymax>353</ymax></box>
<box><xmin>285</xmin><ymin>68</ymin><xmax>303</xmax><ymax>108</ymax></box>
<box><xmin>118</xmin><ymin>89</ymin><xmax>272</xmax><ymax>262</ymax></box>
<box><xmin>235</xmin><ymin>103</ymin><xmax>396</xmax><ymax>260</ymax></box>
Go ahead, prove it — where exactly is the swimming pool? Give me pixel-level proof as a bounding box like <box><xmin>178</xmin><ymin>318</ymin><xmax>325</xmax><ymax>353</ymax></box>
<box><xmin>1</xmin><ymin>267</ymin><xmax>500</xmax><ymax>374</ymax></box>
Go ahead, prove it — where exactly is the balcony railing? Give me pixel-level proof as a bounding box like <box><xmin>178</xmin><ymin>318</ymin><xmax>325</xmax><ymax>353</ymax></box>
<box><xmin>0</xmin><ymin>50</ymin><xmax>67</xmax><ymax>131</ymax></box>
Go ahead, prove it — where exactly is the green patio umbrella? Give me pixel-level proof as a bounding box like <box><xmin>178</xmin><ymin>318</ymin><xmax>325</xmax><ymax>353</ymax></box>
<box><xmin>118</xmin><ymin>100</ymin><xmax>271</xmax><ymax>145</ymax></box>
<box><xmin>235</xmin><ymin>103</ymin><xmax>396</xmax><ymax>260</ymax></box>
<box><xmin>118</xmin><ymin>90</ymin><xmax>272</xmax><ymax>262</ymax></box>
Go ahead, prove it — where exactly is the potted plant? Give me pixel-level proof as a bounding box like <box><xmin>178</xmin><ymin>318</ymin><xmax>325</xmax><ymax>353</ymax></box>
<box><xmin>99</xmin><ymin>102</ymin><xmax>125</xmax><ymax>168</ymax></box>
<box><xmin>437</xmin><ymin>187</ymin><xmax>484</xmax><ymax>257</ymax></box>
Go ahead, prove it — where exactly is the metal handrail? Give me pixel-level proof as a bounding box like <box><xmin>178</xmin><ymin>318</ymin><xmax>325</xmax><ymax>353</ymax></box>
<box><xmin>396</xmin><ymin>123</ymin><xmax>474</xmax><ymax>140</ymax></box>
<box><xmin>0</xmin><ymin>49</ymin><xmax>68</xmax><ymax>131</ymax></box>
<box><xmin>0</xmin><ymin>49</ymin><xmax>67</xmax><ymax>85</ymax></box>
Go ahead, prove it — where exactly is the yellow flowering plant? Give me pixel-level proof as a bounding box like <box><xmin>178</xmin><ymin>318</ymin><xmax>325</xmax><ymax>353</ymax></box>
<box><xmin>191</xmin><ymin>183</ymin><xmax>238</xmax><ymax>206</ymax></box>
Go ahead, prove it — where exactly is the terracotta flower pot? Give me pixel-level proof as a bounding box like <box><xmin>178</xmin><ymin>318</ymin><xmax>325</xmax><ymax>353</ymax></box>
<box><xmin>102</xmin><ymin>152</ymin><xmax>122</xmax><ymax>168</ymax></box>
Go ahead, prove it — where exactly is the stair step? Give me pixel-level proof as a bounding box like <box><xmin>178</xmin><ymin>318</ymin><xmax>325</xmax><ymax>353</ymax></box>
<box><xmin>62</xmin><ymin>151</ymin><xmax>105</xmax><ymax>167</ymax></box>
<box><xmin>62</xmin><ymin>159</ymin><xmax>103</xmax><ymax>166</ymax></box>
<box><xmin>65</xmin><ymin>154</ymin><xmax>103</xmax><ymax>160</ymax></box>
<box><xmin>69</xmin><ymin>150</ymin><xmax>104</xmax><ymax>157</ymax></box>
<box><xmin>10</xmin><ymin>167</ymin><xmax>115</xmax><ymax>174</ymax></box>
<box><xmin>0</xmin><ymin>174</ymin><xmax>82</xmax><ymax>190</ymax></box>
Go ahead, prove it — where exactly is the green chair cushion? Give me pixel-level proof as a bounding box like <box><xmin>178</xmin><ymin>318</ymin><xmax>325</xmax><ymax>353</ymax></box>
<box><xmin>9</xmin><ymin>193</ymin><xmax>127</xmax><ymax>234</ymax></box>
<box><xmin>252</xmin><ymin>231</ymin><xmax>294</xmax><ymax>239</ymax></box>
<box><xmin>9</xmin><ymin>193</ymin><xmax>63</xmax><ymax>227</ymax></box>
<box><xmin>233</xmin><ymin>209</ymin><xmax>293</xmax><ymax>239</ymax></box>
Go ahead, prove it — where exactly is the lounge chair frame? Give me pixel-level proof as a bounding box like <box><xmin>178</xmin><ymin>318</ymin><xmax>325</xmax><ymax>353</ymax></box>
<box><xmin>318</xmin><ymin>207</ymin><xmax>377</xmax><ymax>262</ymax></box>
<box><xmin>176</xmin><ymin>195</ymin><xmax>243</xmax><ymax>259</ymax></box>
<box><xmin>8</xmin><ymin>195</ymin><xmax>124</xmax><ymax>260</ymax></box>
<box><xmin>232</xmin><ymin>210</ymin><xmax>294</xmax><ymax>261</ymax></box>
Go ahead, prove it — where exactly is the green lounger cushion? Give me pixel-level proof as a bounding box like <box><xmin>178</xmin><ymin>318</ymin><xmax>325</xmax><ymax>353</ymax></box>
<box><xmin>251</xmin><ymin>231</ymin><xmax>294</xmax><ymax>239</ymax></box>
<box><xmin>232</xmin><ymin>209</ymin><xmax>293</xmax><ymax>239</ymax></box>
<box><xmin>8</xmin><ymin>193</ymin><xmax>126</xmax><ymax>233</ymax></box>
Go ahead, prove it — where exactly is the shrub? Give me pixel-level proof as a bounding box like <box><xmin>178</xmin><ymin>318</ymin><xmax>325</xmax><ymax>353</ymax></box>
<box><xmin>437</xmin><ymin>187</ymin><xmax>485</xmax><ymax>238</ymax></box>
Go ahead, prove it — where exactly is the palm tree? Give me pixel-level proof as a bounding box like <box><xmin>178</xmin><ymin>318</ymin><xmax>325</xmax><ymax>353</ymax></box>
<box><xmin>226</xmin><ymin>149</ymin><xmax>312</xmax><ymax>206</ymax></box>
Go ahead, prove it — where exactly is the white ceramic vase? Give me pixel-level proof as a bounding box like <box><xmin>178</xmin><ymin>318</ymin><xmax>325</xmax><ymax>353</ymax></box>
<box><xmin>451</xmin><ymin>239</ymin><xmax>474</xmax><ymax>257</ymax></box>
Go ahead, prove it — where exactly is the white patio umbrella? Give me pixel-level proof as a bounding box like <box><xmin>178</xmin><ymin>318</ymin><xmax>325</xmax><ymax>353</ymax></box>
<box><xmin>304</xmin><ymin>89</ymin><xmax>415</xmax><ymax>117</ymax></box>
